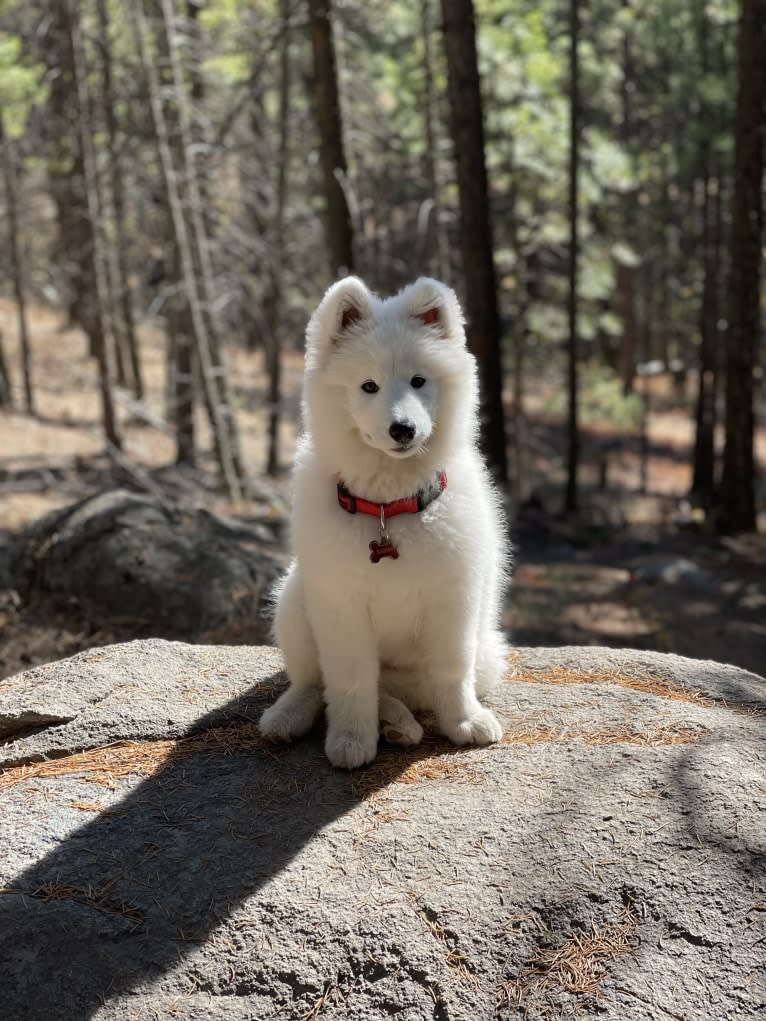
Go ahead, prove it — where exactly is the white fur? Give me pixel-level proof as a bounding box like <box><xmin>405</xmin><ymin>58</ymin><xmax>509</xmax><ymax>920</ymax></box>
<box><xmin>259</xmin><ymin>277</ymin><xmax>510</xmax><ymax>769</ymax></box>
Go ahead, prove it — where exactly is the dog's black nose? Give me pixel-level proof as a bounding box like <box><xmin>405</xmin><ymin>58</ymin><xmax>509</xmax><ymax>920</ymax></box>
<box><xmin>389</xmin><ymin>421</ymin><xmax>416</xmax><ymax>444</ymax></box>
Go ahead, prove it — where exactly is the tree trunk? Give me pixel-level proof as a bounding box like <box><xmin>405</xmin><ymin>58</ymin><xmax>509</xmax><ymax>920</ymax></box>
<box><xmin>131</xmin><ymin>0</ymin><xmax>242</xmax><ymax>501</ymax></box>
<box><xmin>186</xmin><ymin>1</ymin><xmax>214</xmax><ymax>239</ymax></box>
<box><xmin>507</xmin><ymin>162</ymin><xmax>528</xmax><ymax>510</ymax></box>
<box><xmin>618</xmin><ymin>264</ymin><xmax>638</xmax><ymax>395</ymax></box>
<box><xmin>565</xmin><ymin>0</ymin><xmax>580</xmax><ymax>513</ymax></box>
<box><xmin>172</xmin><ymin>302</ymin><xmax>196</xmax><ymax>467</ymax></box>
<box><xmin>41</xmin><ymin>6</ymin><xmax>93</xmax><ymax>351</ymax></box>
<box><xmin>619</xmin><ymin>15</ymin><xmax>637</xmax><ymax>396</ymax></box>
<box><xmin>0</xmin><ymin>331</ymin><xmax>12</xmax><ymax>407</ymax></box>
<box><xmin>691</xmin><ymin>169</ymin><xmax>720</xmax><ymax>509</ymax></box>
<box><xmin>264</xmin><ymin>0</ymin><xmax>292</xmax><ymax>476</ymax></box>
<box><xmin>440</xmin><ymin>0</ymin><xmax>507</xmax><ymax>483</ymax></box>
<box><xmin>0</xmin><ymin>114</ymin><xmax>34</xmax><ymax>414</ymax></box>
<box><xmin>307</xmin><ymin>0</ymin><xmax>354</xmax><ymax>278</ymax></box>
<box><xmin>149</xmin><ymin>0</ymin><xmax>196</xmax><ymax>465</ymax></box>
<box><xmin>95</xmin><ymin>0</ymin><xmax>144</xmax><ymax>400</ymax></box>
<box><xmin>159</xmin><ymin>0</ymin><xmax>248</xmax><ymax>492</ymax></box>
<box><xmin>719</xmin><ymin>0</ymin><xmax>764</xmax><ymax>533</ymax></box>
<box><xmin>690</xmin><ymin>15</ymin><xmax>719</xmax><ymax>511</ymax></box>
<box><xmin>65</xmin><ymin>0</ymin><xmax>121</xmax><ymax>450</ymax></box>
<box><xmin>419</xmin><ymin>0</ymin><xmax>446</xmax><ymax>280</ymax></box>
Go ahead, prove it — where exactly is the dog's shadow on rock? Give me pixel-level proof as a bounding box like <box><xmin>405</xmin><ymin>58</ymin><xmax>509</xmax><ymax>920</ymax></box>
<box><xmin>1</xmin><ymin>678</ymin><xmax>455</xmax><ymax>1021</ymax></box>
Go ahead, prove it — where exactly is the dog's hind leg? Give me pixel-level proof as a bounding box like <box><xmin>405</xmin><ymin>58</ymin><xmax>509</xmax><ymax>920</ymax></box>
<box><xmin>379</xmin><ymin>692</ymin><xmax>423</xmax><ymax>746</ymax></box>
<box><xmin>260</xmin><ymin>565</ymin><xmax>322</xmax><ymax>742</ymax></box>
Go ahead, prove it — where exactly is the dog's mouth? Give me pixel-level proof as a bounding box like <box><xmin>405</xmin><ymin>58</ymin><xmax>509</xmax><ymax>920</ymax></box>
<box><xmin>359</xmin><ymin>429</ymin><xmax>426</xmax><ymax>458</ymax></box>
<box><xmin>387</xmin><ymin>441</ymin><xmax>424</xmax><ymax>458</ymax></box>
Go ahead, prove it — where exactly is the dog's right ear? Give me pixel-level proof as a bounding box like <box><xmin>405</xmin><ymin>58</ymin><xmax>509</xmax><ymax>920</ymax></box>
<box><xmin>403</xmin><ymin>277</ymin><xmax>466</xmax><ymax>345</ymax></box>
<box><xmin>306</xmin><ymin>277</ymin><xmax>372</xmax><ymax>356</ymax></box>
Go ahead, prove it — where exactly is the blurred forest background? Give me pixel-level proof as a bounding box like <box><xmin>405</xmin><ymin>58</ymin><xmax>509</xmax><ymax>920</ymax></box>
<box><xmin>0</xmin><ymin>0</ymin><xmax>764</xmax><ymax>680</ymax></box>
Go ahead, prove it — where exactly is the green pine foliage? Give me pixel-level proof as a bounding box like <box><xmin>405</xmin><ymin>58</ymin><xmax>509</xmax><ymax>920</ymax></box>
<box><xmin>0</xmin><ymin>0</ymin><xmax>748</xmax><ymax>399</ymax></box>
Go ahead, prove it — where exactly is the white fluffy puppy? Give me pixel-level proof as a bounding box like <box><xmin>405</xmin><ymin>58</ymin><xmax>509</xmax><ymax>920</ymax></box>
<box><xmin>259</xmin><ymin>276</ymin><xmax>509</xmax><ymax>769</ymax></box>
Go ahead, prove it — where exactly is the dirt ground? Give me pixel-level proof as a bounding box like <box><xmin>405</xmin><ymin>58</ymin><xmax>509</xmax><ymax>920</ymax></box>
<box><xmin>1</xmin><ymin>297</ymin><xmax>764</xmax><ymax>681</ymax></box>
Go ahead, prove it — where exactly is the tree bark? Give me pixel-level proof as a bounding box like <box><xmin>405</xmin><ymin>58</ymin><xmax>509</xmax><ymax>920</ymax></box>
<box><xmin>691</xmin><ymin>168</ymin><xmax>720</xmax><ymax>509</ymax></box>
<box><xmin>0</xmin><ymin>114</ymin><xmax>34</xmax><ymax>414</ymax></box>
<box><xmin>691</xmin><ymin>15</ymin><xmax>720</xmax><ymax>511</ymax></box>
<box><xmin>565</xmin><ymin>0</ymin><xmax>580</xmax><ymax>513</ymax></box>
<box><xmin>132</xmin><ymin>0</ymin><xmax>242</xmax><ymax>500</ymax></box>
<box><xmin>150</xmin><ymin>0</ymin><xmax>196</xmax><ymax>464</ymax></box>
<box><xmin>507</xmin><ymin>159</ymin><xmax>528</xmax><ymax>510</ymax></box>
<box><xmin>307</xmin><ymin>0</ymin><xmax>354</xmax><ymax>278</ymax></box>
<box><xmin>159</xmin><ymin>0</ymin><xmax>248</xmax><ymax>491</ymax></box>
<box><xmin>419</xmin><ymin>0</ymin><xmax>446</xmax><ymax>280</ymax></box>
<box><xmin>719</xmin><ymin>0</ymin><xmax>764</xmax><ymax>533</ymax></box>
<box><xmin>264</xmin><ymin>0</ymin><xmax>292</xmax><ymax>476</ymax></box>
<box><xmin>41</xmin><ymin>6</ymin><xmax>93</xmax><ymax>350</ymax></box>
<box><xmin>619</xmin><ymin>15</ymin><xmax>637</xmax><ymax>396</ymax></box>
<box><xmin>0</xmin><ymin>331</ymin><xmax>12</xmax><ymax>407</ymax></box>
<box><xmin>96</xmin><ymin>0</ymin><xmax>144</xmax><ymax>400</ymax></box>
<box><xmin>65</xmin><ymin>0</ymin><xmax>122</xmax><ymax>450</ymax></box>
<box><xmin>440</xmin><ymin>0</ymin><xmax>507</xmax><ymax>483</ymax></box>
<box><xmin>186</xmin><ymin>1</ymin><xmax>214</xmax><ymax>239</ymax></box>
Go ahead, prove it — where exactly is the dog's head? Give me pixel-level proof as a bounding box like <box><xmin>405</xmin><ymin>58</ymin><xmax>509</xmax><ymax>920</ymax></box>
<box><xmin>303</xmin><ymin>277</ymin><xmax>478</xmax><ymax>474</ymax></box>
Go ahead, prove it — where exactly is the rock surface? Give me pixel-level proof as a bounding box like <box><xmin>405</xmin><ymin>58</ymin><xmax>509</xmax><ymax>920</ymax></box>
<box><xmin>1</xmin><ymin>640</ymin><xmax>764</xmax><ymax>1020</ymax></box>
<box><xmin>13</xmin><ymin>490</ymin><xmax>284</xmax><ymax>640</ymax></box>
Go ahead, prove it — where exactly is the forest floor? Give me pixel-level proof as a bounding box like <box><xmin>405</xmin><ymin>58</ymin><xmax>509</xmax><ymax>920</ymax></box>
<box><xmin>1</xmin><ymin>297</ymin><xmax>765</xmax><ymax>681</ymax></box>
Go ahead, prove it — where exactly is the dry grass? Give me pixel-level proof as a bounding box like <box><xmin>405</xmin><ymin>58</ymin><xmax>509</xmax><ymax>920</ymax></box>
<box><xmin>2</xmin><ymin>878</ymin><xmax>145</xmax><ymax>925</ymax></box>
<box><xmin>351</xmin><ymin>736</ymin><xmax>481</xmax><ymax>801</ymax></box>
<box><xmin>0</xmin><ymin>721</ymin><xmax>274</xmax><ymax>792</ymax></box>
<box><xmin>1</xmin><ymin>711</ymin><xmax>703</xmax><ymax>800</ymax></box>
<box><xmin>497</xmin><ymin>905</ymin><xmax>639</xmax><ymax>1012</ymax></box>
<box><xmin>500</xmin><ymin>722</ymin><xmax>704</xmax><ymax>749</ymax></box>
<box><xmin>352</xmin><ymin>721</ymin><xmax>703</xmax><ymax>802</ymax></box>
<box><xmin>507</xmin><ymin>662</ymin><xmax>717</xmax><ymax>708</ymax></box>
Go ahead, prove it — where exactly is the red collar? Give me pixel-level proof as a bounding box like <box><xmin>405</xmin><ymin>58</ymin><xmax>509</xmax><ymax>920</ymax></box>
<box><xmin>337</xmin><ymin>470</ymin><xmax>447</xmax><ymax>519</ymax></box>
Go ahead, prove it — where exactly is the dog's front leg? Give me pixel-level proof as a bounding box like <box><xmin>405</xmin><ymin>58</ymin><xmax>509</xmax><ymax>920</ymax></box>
<box><xmin>423</xmin><ymin>604</ymin><xmax>503</xmax><ymax>746</ymax></box>
<box><xmin>309</xmin><ymin>599</ymin><xmax>380</xmax><ymax>769</ymax></box>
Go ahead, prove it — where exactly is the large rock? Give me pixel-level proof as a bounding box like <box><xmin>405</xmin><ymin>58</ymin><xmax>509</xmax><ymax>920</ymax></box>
<box><xmin>14</xmin><ymin>490</ymin><xmax>284</xmax><ymax>640</ymax></box>
<box><xmin>1</xmin><ymin>641</ymin><xmax>764</xmax><ymax>1020</ymax></box>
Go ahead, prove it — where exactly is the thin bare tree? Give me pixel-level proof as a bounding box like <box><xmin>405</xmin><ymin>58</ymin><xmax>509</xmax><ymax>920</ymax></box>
<box><xmin>0</xmin><ymin>331</ymin><xmax>11</xmax><ymax>407</ymax></box>
<box><xmin>618</xmin><ymin>10</ymin><xmax>638</xmax><ymax>397</ymax></box>
<box><xmin>159</xmin><ymin>0</ymin><xmax>248</xmax><ymax>491</ymax></box>
<box><xmin>148</xmin><ymin>0</ymin><xmax>195</xmax><ymax>464</ymax></box>
<box><xmin>0</xmin><ymin>113</ymin><xmax>34</xmax><ymax>413</ymax></box>
<box><xmin>419</xmin><ymin>0</ymin><xmax>446</xmax><ymax>280</ymax></box>
<box><xmin>440</xmin><ymin>0</ymin><xmax>508</xmax><ymax>482</ymax></box>
<box><xmin>131</xmin><ymin>0</ymin><xmax>243</xmax><ymax>501</ymax></box>
<box><xmin>66</xmin><ymin>0</ymin><xmax>121</xmax><ymax>449</ymax></box>
<box><xmin>264</xmin><ymin>0</ymin><xmax>292</xmax><ymax>476</ymax></box>
<box><xmin>719</xmin><ymin>0</ymin><xmax>765</xmax><ymax>532</ymax></box>
<box><xmin>565</xmin><ymin>0</ymin><xmax>580</xmax><ymax>514</ymax></box>
<box><xmin>307</xmin><ymin>0</ymin><xmax>355</xmax><ymax>278</ymax></box>
<box><xmin>95</xmin><ymin>0</ymin><xmax>144</xmax><ymax>400</ymax></box>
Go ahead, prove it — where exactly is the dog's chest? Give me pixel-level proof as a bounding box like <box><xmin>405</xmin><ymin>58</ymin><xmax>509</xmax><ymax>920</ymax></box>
<box><xmin>332</xmin><ymin>503</ymin><xmax>454</xmax><ymax>572</ymax></box>
<box><xmin>296</xmin><ymin>473</ymin><xmax>479</xmax><ymax>597</ymax></box>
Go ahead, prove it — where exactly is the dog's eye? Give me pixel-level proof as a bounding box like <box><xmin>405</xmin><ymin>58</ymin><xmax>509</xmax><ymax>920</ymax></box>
<box><xmin>361</xmin><ymin>380</ymin><xmax>379</xmax><ymax>394</ymax></box>
<box><xmin>410</xmin><ymin>376</ymin><xmax>426</xmax><ymax>389</ymax></box>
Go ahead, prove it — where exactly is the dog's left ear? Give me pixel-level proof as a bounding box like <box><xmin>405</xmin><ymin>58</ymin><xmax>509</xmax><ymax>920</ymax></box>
<box><xmin>306</xmin><ymin>276</ymin><xmax>373</xmax><ymax>358</ymax></box>
<box><xmin>404</xmin><ymin>278</ymin><xmax>465</xmax><ymax>344</ymax></box>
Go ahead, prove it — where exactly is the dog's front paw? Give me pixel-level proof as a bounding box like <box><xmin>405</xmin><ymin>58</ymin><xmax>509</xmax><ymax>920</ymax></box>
<box><xmin>440</xmin><ymin>706</ymin><xmax>503</xmax><ymax>746</ymax></box>
<box><xmin>325</xmin><ymin>723</ymin><xmax>379</xmax><ymax>770</ymax></box>
<box><xmin>259</xmin><ymin>686</ymin><xmax>322</xmax><ymax>742</ymax></box>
